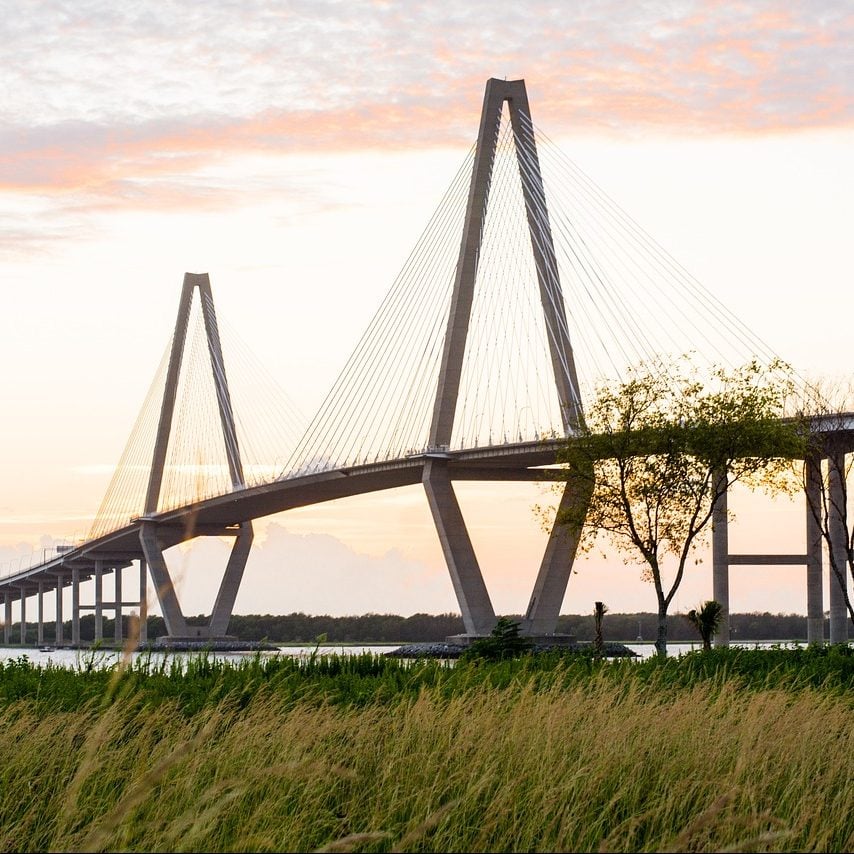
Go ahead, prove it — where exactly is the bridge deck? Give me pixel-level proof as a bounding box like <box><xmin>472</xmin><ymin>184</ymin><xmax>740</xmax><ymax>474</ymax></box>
<box><xmin>5</xmin><ymin>414</ymin><xmax>854</xmax><ymax>595</ymax></box>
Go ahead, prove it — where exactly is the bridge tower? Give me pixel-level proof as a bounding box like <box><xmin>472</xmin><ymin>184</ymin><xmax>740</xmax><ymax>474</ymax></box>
<box><xmin>139</xmin><ymin>273</ymin><xmax>254</xmax><ymax>641</ymax></box>
<box><xmin>424</xmin><ymin>78</ymin><xmax>589</xmax><ymax>639</ymax></box>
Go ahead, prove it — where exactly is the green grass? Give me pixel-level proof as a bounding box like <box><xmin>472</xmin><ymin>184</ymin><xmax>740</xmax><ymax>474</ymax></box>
<box><xmin>0</xmin><ymin>648</ymin><xmax>851</xmax><ymax>852</ymax></box>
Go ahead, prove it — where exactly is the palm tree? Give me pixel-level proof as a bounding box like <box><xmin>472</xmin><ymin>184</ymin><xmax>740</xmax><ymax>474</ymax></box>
<box><xmin>683</xmin><ymin>600</ymin><xmax>723</xmax><ymax>651</ymax></box>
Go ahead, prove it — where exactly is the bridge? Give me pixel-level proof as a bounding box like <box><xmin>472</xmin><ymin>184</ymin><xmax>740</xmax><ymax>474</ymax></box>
<box><xmin>2</xmin><ymin>78</ymin><xmax>851</xmax><ymax>648</ymax></box>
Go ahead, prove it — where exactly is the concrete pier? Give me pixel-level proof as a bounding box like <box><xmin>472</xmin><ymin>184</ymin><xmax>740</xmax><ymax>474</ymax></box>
<box><xmin>114</xmin><ymin>565</ymin><xmax>123</xmax><ymax>645</ymax></box>
<box><xmin>71</xmin><ymin>566</ymin><xmax>80</xmax><ymax>646</ymax></box>
<box><xmin>712</xmin><ymin>472</ymin><xmax>730</xmax><ymax>647</ymax></box>
<box><xmin>94</xmin><ymin>561</ymin><xmax>103</xmax><ymax>642</ymax></box>
<box><xmin>3</xmin><ymin>590</ymin><xmax>10</xmax><ymax>644</ymax></box>
<box><xmin>805</xmin><ymin>454</ymin><xmax>825</xmax><ymax>643</ymax></box>
<box><xmin>138</xmin><ymin>559</ymin><xmax>148</xmax><ymax>645</ymax></box>
<box><xmin>828</xmin><ymin>451</ymin><xmax>849</xmax><ymax>643</ymax></box>
<box><xmin>37</xmin><ymin>581</ymin><xmax>44</xmax><ymax>646</ymax></box>
<box><xmin>55</xmin><ymin>580</ymin><xmax>63</xmax><ymax>646</ymax></box>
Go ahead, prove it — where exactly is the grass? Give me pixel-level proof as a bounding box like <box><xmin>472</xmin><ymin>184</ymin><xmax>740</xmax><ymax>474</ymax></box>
<box><xmin>0</xmin><ymin>648</ymin><xmax>851</xmax><ymax>852</ymax></box>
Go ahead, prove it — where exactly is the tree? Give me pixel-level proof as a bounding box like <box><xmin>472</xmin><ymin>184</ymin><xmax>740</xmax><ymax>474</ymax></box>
<box><xmin>683</xmin><ymin>600</ymin><xmax>723</xmax><ymax>651</ymax></box>
<box><xmin>459</xmin><ymin>617</ymin><xmax>533</xmax><ymax>662</ymax></box>
<box><xmin>593</xmin><ymin>601</ymin><xmax>608</xmax><ymax>655</ymax></box>
<box><xmin>550</xmin><ymin>356</ymin><xmax>803</xmax><ymax>657</ymax></box>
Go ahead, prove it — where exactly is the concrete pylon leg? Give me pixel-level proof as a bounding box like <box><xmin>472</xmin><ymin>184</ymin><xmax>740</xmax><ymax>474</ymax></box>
<box><xmin>139</xmin><ymin>523</ymin><xmax>188</xmax><ymax>638</ymax></box>
<box><xmin>71</xmin><ymin>567</ymin><xmax>80</xmax><ymax>646</ymax></box>
<box><xmin>94</xmin><ymin>561</ymin><xmax>103</xmax><ymax>642</ymax></box>
<box><xmin>805</xmin><ymin>455</ymin><xmax>825</xmax><ymax>643</ymax></box>
<box><xmin>208</xmin><ymin>523</ymin><xmax>254</xmax><ymax>637</ymax></box>
<box><xmin>37</xmin><ymin>581</ymin><xmax>44</xmax><ymax>646</ymax></box>
<box><xmin>138</xmin><ymin>559</ymin><xmax>148</xmax><ymax>645</ymax></box>
<box><xmin>521</xmin><ymin>478</ymin><xmax>591</xmax><ymax>636</ymax></box>
<box><xmin>423</xmin><ymin>461</ymin><xmax>496</xmax><ymax>636</ymax></box>
<box><xmin>712</xmin><ymin>472</ymin><xmax>730</xmax><ymax>647</ymax></box>
<box><xmin>19</xmin><ymin>588</ymin><xmax>26</xmax><ymax>645</ymax></box>
<box><xmin>114</xmin><ymin>566</ymin><xmax>123</xmax><ymax>646</ymax></box>
<box><xmin>827</xmin><ymin>452</ymin><xmax>849</xmax><ymax>644</ymax></box>
<box><xmin>3</xmin><ymin>591</ymin><xmax>10</xmax><ymax>644</ymax></box>
<box><xmin>55</xmin><ymin>582</ymin><xmax>63</xmax><ymax>646</ymax></box>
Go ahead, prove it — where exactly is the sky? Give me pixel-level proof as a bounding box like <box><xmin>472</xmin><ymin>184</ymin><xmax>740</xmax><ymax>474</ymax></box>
<box><xmin>1</xmin><ymin>1</ymin><xmax>852</xmax><ymax>622</ymax></box>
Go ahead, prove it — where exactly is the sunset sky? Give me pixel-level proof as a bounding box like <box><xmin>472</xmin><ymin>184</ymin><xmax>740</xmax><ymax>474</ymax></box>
<box><xmin>1</xmin><ymin>1</ymin><xmax>852</xmax><ymax>621</ymax></box>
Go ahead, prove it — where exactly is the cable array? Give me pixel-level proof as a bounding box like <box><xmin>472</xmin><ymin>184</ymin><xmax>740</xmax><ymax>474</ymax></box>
<box><xmin>92</xmin><ymin>100</ymin><xmax>808</xmax><ymax>532</ymax></box>
<box><xmin>281</xmin><ymin>147</ymin><xmax>477</xmax><ymax>476</ymax></box>
<box><xmin>278</xmin><ymin>102</ymin><xmax>806</xmax><ymax>477</ymax></box>
<box><xmin>452</xmin><ymin>117</ymin><xmax>568</xmax><ymax>448</ymax></box>
<box><xmin>526</xmin><ymin>117</ymin><xmax>799</xmax><ymax>400</ymax></box>
<box><xmin>88</xmin><ymin>346</ymin><xmax>170</xmax><ymax>539</ymax></box>
<box><xmin>90</xmin><ymin>289</ymin><xmax>307</xmax><ymax>537</ymax></box>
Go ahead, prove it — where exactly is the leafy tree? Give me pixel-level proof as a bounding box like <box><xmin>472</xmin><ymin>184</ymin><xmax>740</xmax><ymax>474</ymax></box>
<box><xmin>593</xmin><ymin>601</ymin><xmax>608</xmax><ymax>655</ymax></box>
<box><xmin>459</xmin><ymin>617</ymin><xmax>533</xmax><ymax>662</ymax></box>
<box><xmin>551</xmin><ymin>356</ymin><xmax>803</xmax><ymax>657</ymax></box>
<box><xmin>683</xmin><ymin>600</ymin><xmax>723</xmax><ymax>651</ymax></box>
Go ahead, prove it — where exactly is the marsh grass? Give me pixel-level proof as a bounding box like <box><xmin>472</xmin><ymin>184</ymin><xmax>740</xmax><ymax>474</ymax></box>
<box><xmin>0</xmin><ymin>648</ymin><xmax>851</xmax><ymax>852</ymax></box>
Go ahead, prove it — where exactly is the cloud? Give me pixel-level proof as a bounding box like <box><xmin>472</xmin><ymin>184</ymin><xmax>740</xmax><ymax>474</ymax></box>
<box><xmin>3</xmin><ymin>2</ymin><xmax>851</xmax><ymax>155</ymax></box>
<box><xmin>1</xmin><ymin>1</ymin><xmax>850</xmax><ymax>250</ymax></box>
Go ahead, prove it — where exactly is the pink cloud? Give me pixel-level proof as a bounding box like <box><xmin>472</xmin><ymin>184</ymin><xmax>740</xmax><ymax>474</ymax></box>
<box><xmin>0</xmin><ymin>1</ymin><xmax>849</xmax><ymax>219</ymax></box>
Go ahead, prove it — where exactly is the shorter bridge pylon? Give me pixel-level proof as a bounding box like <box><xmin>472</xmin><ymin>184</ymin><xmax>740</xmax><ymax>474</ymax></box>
<box><xmin>138</xmin><ymin>273</ymin><xmax>254</xmax><ymax>643</ymax></box>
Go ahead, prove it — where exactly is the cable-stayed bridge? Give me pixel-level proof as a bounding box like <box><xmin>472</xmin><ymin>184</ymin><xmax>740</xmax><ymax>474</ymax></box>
<box><xmin>2</xmin><ymin>78</ymin><xmax>850</xmax><ymax>647</ymax></box>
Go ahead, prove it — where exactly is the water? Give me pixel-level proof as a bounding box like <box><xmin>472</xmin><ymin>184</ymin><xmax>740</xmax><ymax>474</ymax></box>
<box><xmin>0</xmin><ymin>641</ymin><xmax>804</xmax><ymax>670</ymax></box>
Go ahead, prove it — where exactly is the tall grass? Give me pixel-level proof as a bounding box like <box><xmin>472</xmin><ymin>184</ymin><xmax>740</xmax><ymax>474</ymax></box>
<box><xmin>0</xmin><ymin>649</ymin><xmax>851</xmax><ymax>852</ymax></box>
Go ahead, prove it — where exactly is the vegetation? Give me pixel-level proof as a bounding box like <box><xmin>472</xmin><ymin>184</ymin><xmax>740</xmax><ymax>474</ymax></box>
<box><xmin>551</xmin><ymin>357</ymin><xmax>803</xmax><ymax>656</ymax></box>
<box><xmin>458</xmin><ymin>617</ymin><xmax>532</xmax><ymax>662</ymax></box>
<box><xmin>2</xmin><ymin>610</ymin><xmax>823</xmax><ymax>646</ymax></box>
<box><xmin>683</xmin><ymin>600</ymin><xmax>724</xmax><ymax>651</ymax></box>
<box><xmin>0</xmin><ymin>648</ymin><xmax>851</xmax><ymax>852</ymax></box>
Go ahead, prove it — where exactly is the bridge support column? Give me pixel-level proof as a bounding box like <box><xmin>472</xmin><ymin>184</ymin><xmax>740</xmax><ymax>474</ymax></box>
<box><xmin>208</xmin><ymin>523</ymin><xmax>253</xmax><ymax>637</ymax></box>
<box><xmin>37</xmin><ymin>581</ymin><xmax>44</xmax><ymax>646</ymax></box>
<box><xmin>423</xmin><ymin>461</ymin><xmax>495</xmax><ymax>637</ymax></box>
<box><xmin>805</xmin><ymin>455</ymin><xmax>825</xmax><ymax>643</ymax></box>
<box><xmin>139</xmin><ymin>523</ymin><xmax>188</xmax><ymax>638</ymax></box>
<box><xmin>94</xmin><ymin>561</ymin><xmax>103</xmax><ymax>643</ymax></box>
<box><xmin>420</xmin><ymin>81</ymin><xmax>581</xmax><ymax>639</ymax></box>
<box><xmin>521</xmin><ymin>478</ymin><xmax>590</xmax><ymax>636</ymax></box>
<box><xmin>71</xmin><ymin>567</ymin><xmax>80</xmax><ymax>646</ymax></box>
<box><xmin>55</xmin><ymin>580</ymin><xmax>63</xmax><ymax>646</ymax></box>
<box><xmin>828</xmin><ymin>451</ymin><xmax>849</xmax><ymax>644</ymax></box>
<box><xmin>712</xmin><ymin>471</ymin><xmax>730</xmax><ymax>647</ymax></box>
<box><xmin>19</xmin><ymin>588</ymin><xmax>26</xmax><ymax>644</ymax></box>
<box><xmin>3</xmin><ymin>590</ymin><xmax>11</xmax><ymax>644</ymax></box>
<box><xmin>114</xmin><ymin>565</ymin><xmax>123</xmax><ymax>646</ymax></box>
<box><xmin>138</xmin><ymin>559</ymin><xmax>148</xmax><ymax>645</ymax></box>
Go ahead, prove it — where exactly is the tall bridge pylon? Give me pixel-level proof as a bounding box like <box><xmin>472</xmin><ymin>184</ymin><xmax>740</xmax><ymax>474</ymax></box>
<box><xmin>139</xmin><ymin>273</ymin><xmax>254</xmax><ymax>640</ymax></box>
<box><xmin>424</xmin><ymin>78</ymin><xmax>586</xmax><ymax>637</ymax></box>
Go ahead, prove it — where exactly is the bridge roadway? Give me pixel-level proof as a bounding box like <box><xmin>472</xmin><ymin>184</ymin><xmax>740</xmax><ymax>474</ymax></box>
<box><xmin>3</xmin><ymin>415</ymin><xmax>853</xmax><ymax>646</ymax></box>
<box><xmin>0</xmin><ymin>439</ymin><xmax>564</xmax><ymax>602</ymax></box>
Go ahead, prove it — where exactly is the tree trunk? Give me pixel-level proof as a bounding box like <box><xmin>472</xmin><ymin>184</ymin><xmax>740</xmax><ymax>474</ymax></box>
<box><xmin>594</xmin><ymin>601</ymin><xmax>606</xmax><ymax>655</ymax></box>
<box><xmin>655</xmin><ymin>607</ymin><xmax>668</xmax><ymax>657</ymax></box>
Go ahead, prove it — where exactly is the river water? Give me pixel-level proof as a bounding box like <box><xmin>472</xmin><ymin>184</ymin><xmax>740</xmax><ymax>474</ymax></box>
<box><xmin>0</xmin><ymin>641</ymin><xmax>802</xmax><ymax>670</ymax></box>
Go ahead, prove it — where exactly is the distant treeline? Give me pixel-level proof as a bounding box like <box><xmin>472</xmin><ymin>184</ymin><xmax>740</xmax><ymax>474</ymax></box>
<box><xmin>5</xmin><ymin>610</ymin><xmax>822</xmax><ymax>645</ymax></box>
<box><xmin>223</xmin><ymin>611</ymin><xmax>817</xmax><ymax>643</ymax></box>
